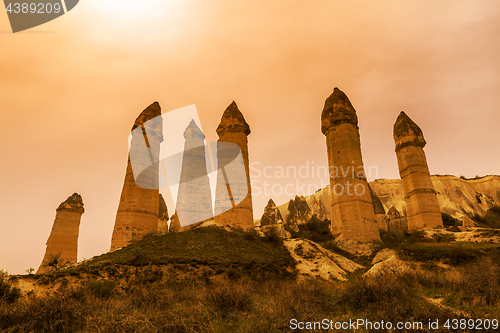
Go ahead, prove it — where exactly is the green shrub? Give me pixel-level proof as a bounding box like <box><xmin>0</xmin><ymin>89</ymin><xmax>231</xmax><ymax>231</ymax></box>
<box><xmin>0</xmin><ymin>276</ymin><xmax>21</xmax><ymax>304</ymax></box>
<box><xmin>264</xmin><ymin>225</ymin><xmax>281</xmax><ymax>243</ymax></box>
<box><xmin>1</xmin><ymin>288</ymin><xmax>88</xmax><ymax>332</ymax></box>
<box><xmin>297</xmin><ymin>215</ymin><xmax>333</xmax><ymax>243</ymax></box>
<box><xmin>455</xmin><ymin>258</ymin><xmax>500</xmax><ymax>306</ymax></box>
<box><xmin>85</xmin><ymin>280</ymin><xmax>116</xmax><ymax>299</ymax></box>
<box><xmin>205</xmin><ymin>282</ymin><xmax>252</xmax><ymax>317</ymax></box>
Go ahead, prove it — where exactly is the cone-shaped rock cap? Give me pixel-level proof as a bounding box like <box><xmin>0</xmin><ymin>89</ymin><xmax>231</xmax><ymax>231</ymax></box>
<box><xmin>184</xmin><ymin>119</ymin><xmax>205</xmax><ymax>139</ymax></box>
<box><xmin>321</xmin><ymin>87</ymin><xmax>358</xmax><ymax>134</ymax></box>
<box><xmin>216</xmin><ymin>101</ymin><xmax>251</xmax><ymax>136</ymax></box>
<box><xmin>56</xmin><ymin>193</ymin><xmax>84</xmax><ymax>214</ymax></box>
<box><xmin>131</xmin><ymin>102</ymin><xmax>162</xmax><ymax>132</ymax></box>
<box><xmin>393</xmin><ymin>111</ymin><xmax>426</xmax><ymax>150</ymax></box>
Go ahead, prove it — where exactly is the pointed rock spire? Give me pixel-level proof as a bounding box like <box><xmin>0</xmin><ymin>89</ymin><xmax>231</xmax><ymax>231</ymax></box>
<box><xmin>216</xmin><ymin>101</ymin><xmax>251</xmax><ymax>136</ymax></box>
<box><xmin>184</xmin><ymin>119</ymin><xmax>205</xmax><ymax>139</ymax></box>
<box><xmin>321</xmin><ymin>87</ymin><xmax>358</xmax><ymax>134</ymax></box>
<box><xmin>56</xmin><ymin>193</ymin><xmax>84</xmax><ymax>213</ymax></box>
<box><xmin>132</xmin><ymin>101</ymin><xmax>162</xmax><ymax>132</ymax></box>
<box><xmin>393</xmin><ymin>111</ymin><xmax>426</xmax><ymax>150</ymax></box>
<box><xmin>260</xmin><ymin>199</ymin><xmax>285</xmax><ymax>229</ymax></box>
<box><xmin>38</xmin><ymin>193</ymin><xmax>84</xmax><ymax>274</ymax></box>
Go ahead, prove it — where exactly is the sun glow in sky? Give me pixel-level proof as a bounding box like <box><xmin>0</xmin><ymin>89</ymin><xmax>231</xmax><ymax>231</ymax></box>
<box><xmin>96</xmin><ymin>0</ymin><xmax>178</xmax><ymax>19</ymax></box>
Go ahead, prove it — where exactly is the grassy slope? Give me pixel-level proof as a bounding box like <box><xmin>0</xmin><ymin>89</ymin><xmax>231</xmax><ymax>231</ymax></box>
<box><xmin>2</xmin><ymin>226</ymin><xmax>500</xmax><ymax>332</ymax></box>
<box><xmin>65</xmin><ymin>226</ymin><xmax>296</xmax><ymax>278</ymax></box>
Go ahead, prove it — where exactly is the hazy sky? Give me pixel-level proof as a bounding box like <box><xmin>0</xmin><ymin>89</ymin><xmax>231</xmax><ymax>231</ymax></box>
<box><xmin>1</xmin><ymin>0</ymin><xmax>499</xmax><ymax>274</ymax></box>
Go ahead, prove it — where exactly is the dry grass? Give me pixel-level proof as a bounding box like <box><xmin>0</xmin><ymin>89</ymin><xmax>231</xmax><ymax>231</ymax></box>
<box><xmin>2</xmin><ymin>258</ymin><xmax>500</xmax><ymax>332</ymax></box>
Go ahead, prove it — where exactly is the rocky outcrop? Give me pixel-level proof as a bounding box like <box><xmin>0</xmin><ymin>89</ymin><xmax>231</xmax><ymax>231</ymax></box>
<box><xmin>278</xmin><ymin>176</ymin><xmax>499</xmax><ymax>233</ymax></box>
<box><xmin>321</xmin><ymin>88</ymin><xmax>381</xmax><ymax>252</ymax></box>
<box><xmin>371</xmin><ymin>175</ymin><xmax>500</xmax><ymax>226</ymax></box>
<box><xmin>363</xmin><ymin>249</ymin><xmax>411</xmax><ymax>277</ymax></box>
<box><xmin>175</xmin><ymin>120</ymin><xmax>213</xmax><ymax>227</ymax></box>
<box><xmin>169</xmin><ymin>213</ymin><xmax>181</xmax><ymax>233</ymax></box>
<box><xmin>110</xmin><ymin>102</ymin><xmax>163</xmax><ymax>250</ymax></box>
<box><xmin>157</xmin><ymin>194</ymin><xmax>169</xmax><ymax>234</ymax></box>
<box><xmin>37</xmin><ymin>193</ymin><xmax>84</xmax><ymax>274</ymax></box>
<box><xmin>386</xmin><ymin>206</ymin><xmax>408</xmax><ymax>235</ymax></box>
<box><xmin>284</xmin><ymin>238</ymin><xmax>363</xmax><ymax>281</ymax></box>
<box><xmin>259</xmin><ymin>199</ymin><xmax>291</xmax><ymax>238</ymax></box>
<box><xmin>260</xmin><ymin>199</ymin><xmax>284</xmax><ymax>226</ymax></box>
<box><xmin>285</xmin><ymin>195</ymin><xmax>310</xmax><ymax>232</ymax></box>
<box><xmin>394</xmin><ymin>111</ymin><xmax>443</xmax><ymax>230</ymax></box>
<box><xmin>279</xmin><ymin>188</ymin><xmax>331</xmax><ymax>225</ymax></box>
<box><xmin>214</xmin><ymin>101</ymin><xmax>253</xmax><ymax>229</ymax></box>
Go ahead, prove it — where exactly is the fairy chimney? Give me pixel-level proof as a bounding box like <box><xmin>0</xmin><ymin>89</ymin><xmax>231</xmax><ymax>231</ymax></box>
<box><xmin>37</xmin><ymin>193</ymin><xmax>84</xmax><ymax>274</ymax></box>
<box><xmin>393</xmin><ymin>111</ymin><xmax>443</xmax><ymax>230</ymax></box>
<box><xmin>214</xmin><ymin>101</ymin><xmax>254</xmax><ymax>229</ymax></box>
<box><xmin>175</xmin><ymin>120</ymin><xmax>213</xmax><ymax>227</ymax></box>
<box><xmin>321</xmin><ymin>88</ymin><xmax>381</xmax><ymax>252</ymax></box>
<box><xmin>110</xmin><ymin>102</ymin><xmax>163</xmax><ymax>250</ymax></box>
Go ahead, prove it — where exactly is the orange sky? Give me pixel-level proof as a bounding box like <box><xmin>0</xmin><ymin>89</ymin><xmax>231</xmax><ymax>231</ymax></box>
<box><xmin>1</xmin><ymin>0</ymin><xmax>499</xmax><ymax>274</ymax></box>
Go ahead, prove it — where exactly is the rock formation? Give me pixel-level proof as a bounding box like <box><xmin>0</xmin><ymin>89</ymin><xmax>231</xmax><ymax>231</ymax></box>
<box><xmin>286</xmin><ymin>195</ymin><xmax>310</xmax><ymax>232</ymax></box>
<box><xmin>259</xmin><ymin>199</ymin><xmax>291</xmax><ymax>238</ymax></box>
<box><xmin>175</xmin><ymin>120</ymin><xmax>213</xmax><ymax>227</ymax></box>
<box><xmin>284</xmin><ymin>238</ymin><xmax>364</xmax><ymax>281</ymax></box>
<box><xmin>393</xmin><ymin>111</ymin><xmax>443</xmax><ymax>230</ymax></box>
<box><xmin>110</xmin><ymin>102</ymin><xmax>163</xmax><ymax>250</ymax></box>
<box><xmin>276</xmin><ymin>175</ymin><xmax>500</xmax><ymax>231</ymax></box>
<box><xmin>321</xmin><ymin>87</ymin><xmax>381</xmax><ymax>251</ymax></box>
<box><xmin>169</xmin><ymin>213</ymin><xmax>181</xmax><ymax>232</ymax></box>
<box><xmin>37</xmin><ymin>193</ymin><xmax>84</xmax><ymax>274</ymax></box>
<box><xmin>214</xmin><ymin>101</ymin><xmax>254</xmax><ymax>229</ymax></box>
<box><xmin>157</xmin><ymin>194</ymin><xmax>169</xmax><ymax>234</ymax></box>
<box><xmin>386</xmin><ymin>206</ymin><xmax>408</xmax><ymax>236</ymax></box>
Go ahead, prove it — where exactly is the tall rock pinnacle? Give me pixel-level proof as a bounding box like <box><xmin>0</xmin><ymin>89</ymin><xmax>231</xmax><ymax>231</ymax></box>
<box><xmin>214</xmin><ymin>101</ymin><xmax>254</xmax><ymax>229</ymax></box>
<box><xmin>175</xmin><ymin>120</ymin><xmax>213</xmax><ymax>226</ymax></box>
<box><xmin>393</xmin><ymin>111</ymin><xmax>443</xmax><ymax>230</ymax></box>
<box><xmin>110</xmin><ymin>102</ymin><xmax>164</xmax><ymax>250</ymax></box>
<box><xmin>321</xmin><ymin>88</ymin><xmax>381</xmax><ymax>252</ymax></box>
<box><xmin>37</xmin><ymin>193</ymin><xmax>84</xmax><ymax>274</ymax></box>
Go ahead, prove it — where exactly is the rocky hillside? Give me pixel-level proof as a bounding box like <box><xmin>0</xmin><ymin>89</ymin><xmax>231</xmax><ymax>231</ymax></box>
<box><xmin>273</xmin><ymin>175</ymin><xmax>500</xmax><ymax>229</ymax></box>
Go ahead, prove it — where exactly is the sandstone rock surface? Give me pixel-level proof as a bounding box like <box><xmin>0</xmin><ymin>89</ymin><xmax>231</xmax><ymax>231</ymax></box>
<box><xmin>394</xmin><ymin>111</ymin><xmax>443</xmax><ymax>230</ymax></box>
<box><xmin>284</xmin><ymin>238</ymin><xmax>363</xmax><ymax>281</ymax></box>
<box><xmin>285</xmin><ymin>195</ymin><xmax>310</xmax><ymax>231</ymax></box>
<box><xmin>169</xmin><ymin>213</ymin><xmax>181</xmax><ymax>233</ymax></box>
<box><xmin>157</xmin><ymin>194</ymin><xmax>169</xmax><ymax>234</ymax></box>
<box><xmin>277</xmin><ymin>175</ymin><xmax>499</xmax><ymax>233</ymax></box>
<box><xmin>259</xmin><ymin>199</ymin><xmax>291</xmax><ymax>238</ymax></box>
<box><xmin>214</xmin><ymin>101</ymin><xmax>253</xmax><ymax>229</ymax></box>
<box><xmin>37</xmin><ymin>193</ymin><xmax>84</xmax><ymax>274</ymax></box>
<box><xmin>363</xmin><ymin>248</ymin><xmax>411</xmax><ymax>277</ymax></box>
<box><xmin>321</xmin><ymin>88</ymin><xmax>381</xmax><ymax>252</ymax></box>
<box><xmin>110</xmin><ymin>102</ymin><xmax>163</xmax><ymax>250</ymax></box>
<box><xmin>175</xmin><ymin>120</ymin><xmax>213</xmax><ymax>227</ymax></box>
